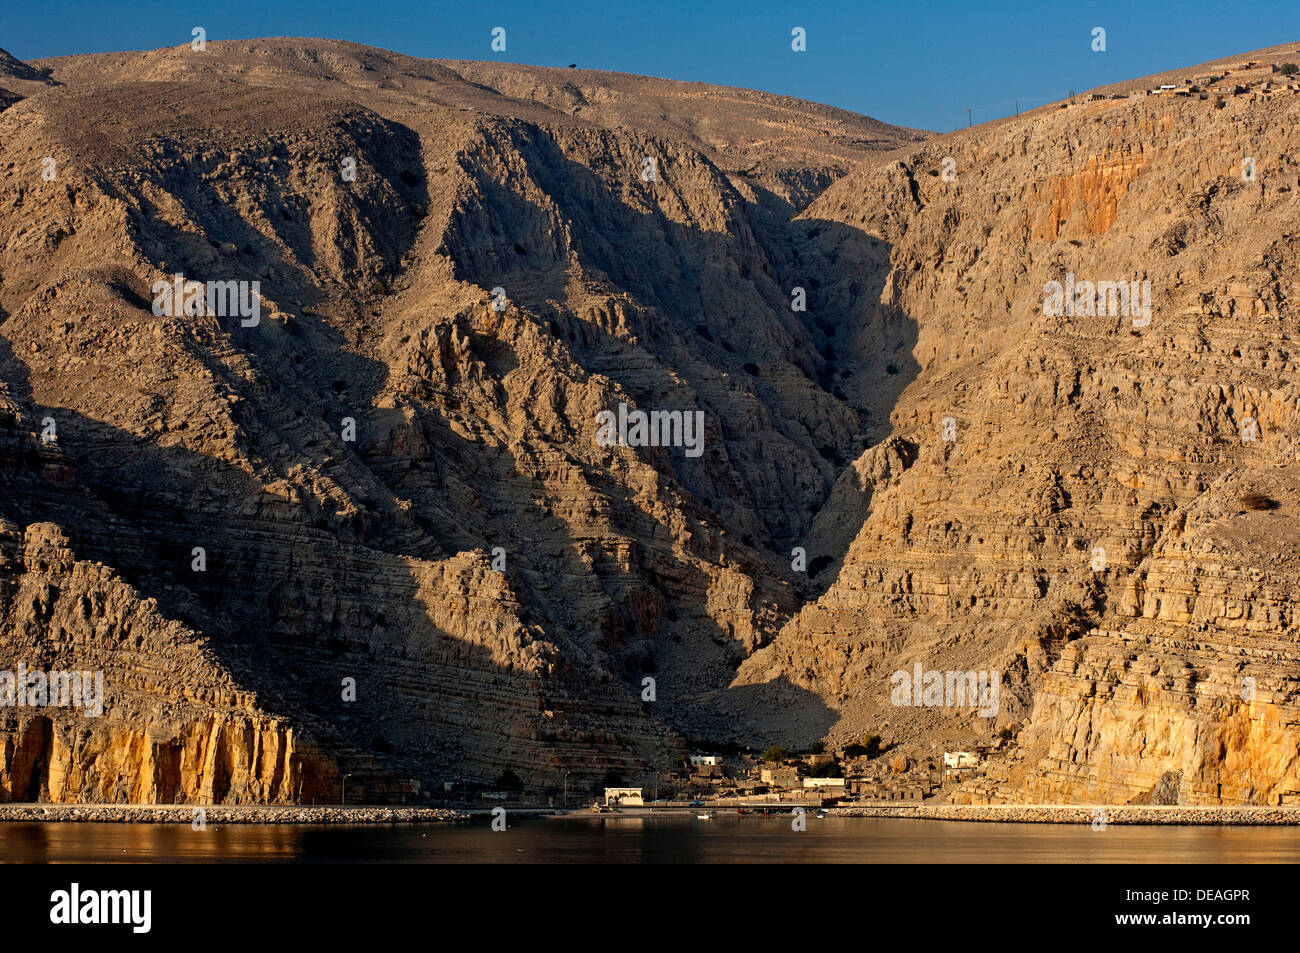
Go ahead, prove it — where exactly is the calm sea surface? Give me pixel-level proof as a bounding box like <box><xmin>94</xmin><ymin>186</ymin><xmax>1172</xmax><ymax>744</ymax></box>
<box><xmin>6</xmin><ymin>814</ymin><xmax>1300</xmax><ymax>863</ymax></box>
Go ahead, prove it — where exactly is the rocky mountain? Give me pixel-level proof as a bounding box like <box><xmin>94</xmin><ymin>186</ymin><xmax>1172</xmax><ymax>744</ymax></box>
<box><xmin>2</xmin><ymin>35</ymin><xmax>1298</xmax><ymax>807</ymax></box>
<box><xmin>0</xmin><ymin>38</ymin><xmax>924</xmax><ymax>802</ymax></box>
<box><xmin>737</xmin><ymin>42</ymin><xmax>1300</xmax><ymax>805</ymax></box>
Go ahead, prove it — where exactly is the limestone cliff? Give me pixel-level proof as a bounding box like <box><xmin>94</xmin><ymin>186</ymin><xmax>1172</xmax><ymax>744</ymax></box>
<box><xmin>737</xmin><ymin>43</ymin><xmax>1300</xmax><ymax>804</ymax></box>
<box><xmin>0</xmin><ymin>519</ymin><xmax>337</xmax><ymax>803</ymax></box>
<box><xmin>0</xmin><ymin>39</ymin><xmax>921</xmax><ymax>801</ymax></box>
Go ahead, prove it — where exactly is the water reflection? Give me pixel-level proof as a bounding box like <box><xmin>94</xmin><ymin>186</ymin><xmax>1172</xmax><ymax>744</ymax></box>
<box><xmin>4</xmin><ymin>815</ymin><xmax>1300</xmax><ymax>863</ymax></box>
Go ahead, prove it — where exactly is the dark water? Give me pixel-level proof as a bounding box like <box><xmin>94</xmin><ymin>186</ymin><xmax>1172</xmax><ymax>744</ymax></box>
<box><xmin>6</xmin><ymin>814</ymin><xmax>1300</xmax><ymax>863</ymax></box>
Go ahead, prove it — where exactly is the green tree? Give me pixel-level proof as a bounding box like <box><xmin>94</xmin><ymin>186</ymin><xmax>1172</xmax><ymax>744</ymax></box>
<box><xmin>600</xmin><ymin>769</ymin><xmax>626</xmax><ymax>788</ymax></box>
<box><xmin>842</xmin><ymin>734</ymin><xmax>884</xmax><ymax>760</ymax></box>
<box><xmin>495</xmin><ymin>769</ymin><xmax>523</xmax><ymax>791</ymax></box>
<box><xmin>761</xmin><ymin>746</ymin><xmax>790</xmax><ymax>763</ymax></box>
<box><xmin>1280</xmin><ymin>62</ymin><xmax>1298</xmax><ymax>76</ymax></box>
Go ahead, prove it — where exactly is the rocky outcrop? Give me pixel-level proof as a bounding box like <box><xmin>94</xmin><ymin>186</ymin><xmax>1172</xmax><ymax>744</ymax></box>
<box><xmin>736</xmin><ymin>46</ymin><xmax>1300</xmax><ymax>803</ymax></box>
<box><xmin>0</xmin><ymin>39</ymin><xmax>928</xmax><ymax>801</ymax></box>
<box><xmin>0</xmin><ymin>521</ymin><xmax>338</xmax><ymax>803</ymax></box>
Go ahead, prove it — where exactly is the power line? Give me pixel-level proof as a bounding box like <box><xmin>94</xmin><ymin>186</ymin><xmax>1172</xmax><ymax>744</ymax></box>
<box><xmin>967</xmin><ymin>94</ymin><xmax>1061</xmax><ymax>114</ymax></box>
<box><xmin>965</xmin><ymin>92</ymin><xmax>1069</xmax><ymax>125</ymax></box>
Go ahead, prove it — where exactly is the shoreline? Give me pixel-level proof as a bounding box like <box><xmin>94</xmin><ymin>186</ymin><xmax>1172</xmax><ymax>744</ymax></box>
<box><xmin>832</xmin><ymin>804</ymin><xmax>1300</xmax><ymax>825</ymax></box>
<box><xmin>0</xmin><ymin>804</ymin><xmax>466</xmax><ymax>824</ymax></box>
<box><xmin>5</xmin><ymin>802</ymin><xmax>1300</xmax><ymax>826</ymax></box>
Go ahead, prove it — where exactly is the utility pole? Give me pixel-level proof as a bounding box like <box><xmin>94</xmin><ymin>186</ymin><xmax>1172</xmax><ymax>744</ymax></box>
<box><xmin>967</xmin><ymin>108</ymin><xmax>972</xmax><ymax>127</ymax></box>
<box><xmin>1016</xmin><ymin>98</ymin><xmax>1020</xmax><ymax>116</ymax></box>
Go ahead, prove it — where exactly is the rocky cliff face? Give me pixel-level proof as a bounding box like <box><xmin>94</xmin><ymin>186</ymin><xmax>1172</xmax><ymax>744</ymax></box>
<box><xmin>0</xmin><ymin>39</ymin><xmax>922</xmax><ymax>802</ymax></box>
<box><xmin>0</xmin><ymin>519</ymin><xmax>337</xmax><ymax>803</ymax></box>
<box><xmin>736</xmin><ymin>43</ymin><xmax>1300</xmax><ymax>804</ymax></box>
<box><xmin>2</xmin><ymin>35</ymin><xmax>1297</xmax><ymax>806</ymax></box>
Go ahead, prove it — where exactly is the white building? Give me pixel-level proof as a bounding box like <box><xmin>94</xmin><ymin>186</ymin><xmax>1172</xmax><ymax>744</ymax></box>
<box><xmin>802</xmin><ymin>777</ymin><xmax>847</xmax><ymax>790</ymax></box>
<box><xmin>604</xmin><ymin>787</ymin><xmax>644</xmax><ymax>806</ymax></box>
<box><xmin>690</xmin><ymin>755</ymin><xmax>722</xmax><ymax>767</ymax></box>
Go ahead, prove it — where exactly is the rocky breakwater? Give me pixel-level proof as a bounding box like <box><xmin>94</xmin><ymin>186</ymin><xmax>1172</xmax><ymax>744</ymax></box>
<box><xmin>0</xmin><ymin>804</ymin><xmax>463</xmax><ymax>823</ymax></box>
<box><xmin>834</xmin><ymin>804</ymin><xmax>1300</xmax><ymax>825</ymax></box>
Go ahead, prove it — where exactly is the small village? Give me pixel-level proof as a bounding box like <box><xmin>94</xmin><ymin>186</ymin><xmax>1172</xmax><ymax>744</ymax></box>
<box><xmin>591</xmin><ymin>734</ymin><xmax>1020</xmax><ymax>813</ymax></box>
<box><xmin>1076</xmin><ymin>58</ymin><xmax>1300</xmax><ymax>105</ymax></box>
<box><xmin>322</xmin><ymin>732</ymin><xmax>1024</xmax><ymax>809</ymax></box>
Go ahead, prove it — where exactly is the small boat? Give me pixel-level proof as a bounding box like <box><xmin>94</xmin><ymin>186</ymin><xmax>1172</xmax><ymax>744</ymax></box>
<box><xmin>696</xmin><ymin>812</ymin><xmax>713</xmax><ymax>819</ymax></box>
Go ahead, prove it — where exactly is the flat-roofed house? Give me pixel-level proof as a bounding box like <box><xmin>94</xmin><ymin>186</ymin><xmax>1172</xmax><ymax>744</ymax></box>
<box><xmin>803</xmin><ymin>777</ymin><xmax>846</xmax><ymax>790</ymax></box>
<box><xmin>803</xmin><ymin>777</ymin><xmax>848</xmax><ymax>803</ymax></box>
<box><xmin>761</xmin><ymin>766</ymin><xmax>801</xmax><ymax>790</ymax></box>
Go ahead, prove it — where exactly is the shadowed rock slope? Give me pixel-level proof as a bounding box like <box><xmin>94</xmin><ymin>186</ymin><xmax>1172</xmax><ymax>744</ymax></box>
<box><xmin>0</xmin><ymin>39</ymin><xmax>924</xmax><ymax>802</ymax></box>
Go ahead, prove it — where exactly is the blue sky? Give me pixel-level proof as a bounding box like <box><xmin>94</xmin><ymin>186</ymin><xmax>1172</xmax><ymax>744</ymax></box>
<box><xmin>5</xmin><ymin>0</ymin><xmax>1299</xmax><ymax>131</ymax></box>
